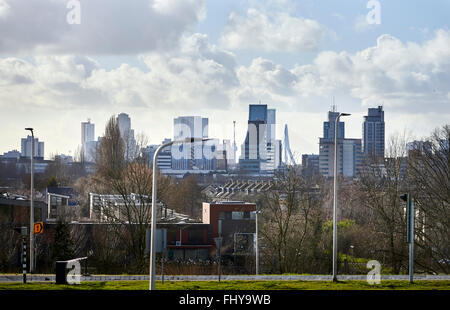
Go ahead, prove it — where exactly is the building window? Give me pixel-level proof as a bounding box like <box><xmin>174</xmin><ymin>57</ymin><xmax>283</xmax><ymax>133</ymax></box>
<box><xmin>219</xmin><ymin>212</ymin><xmax>232</xmax><ymax>220</ymax></box>
<box><xmin>232</xmin><ymin>211</ymin><xmax>244</xmax><ymax>220</ymax></box>
<box><xmin>188</xmin><ymin>229</ymin><xmax>204</xmax><ymax>244</ymax></box>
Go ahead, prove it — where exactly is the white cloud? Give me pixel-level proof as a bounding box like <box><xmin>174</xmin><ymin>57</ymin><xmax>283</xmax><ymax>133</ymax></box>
<box><xmin>230</xmin><ymin>30</ymin><xmax>450</xmax><ymax>117</ymax></box>
<box><xmin>1</xmin><ymin>29</ymin><xmax>449</xmax><ymax>157</ymax></box>
<box><xmin>0</xmin><ymin>0</ymin><xmax>205</xmax><ymax>55</ymax></box>
<box><xmin>219</xmin><ymin>8</ymin><xmax>324</xmax><ymax>52</ymax></box>
<box><xmin>0</xmin><ymin>0</ymin><xmax>10</xmax><ymax>19</ymax></box>
<box><xmin>234</xmin><ymin>57</ymin><xmax>298</xmax><ymax>106</ymax></box>
<box><xmin>0</xmin><ymin>33</ymin><xmax>239</xmax><ymax>111</ymax></box>
<box><xmin>85</xmin><ymin>33</ymin><xmax>239</xmax><ymax>110</ymax></box>
<box><xmin>2</xmin><ymin>30</ymin><xmax>448</xmax><ymax>115</ymax></box>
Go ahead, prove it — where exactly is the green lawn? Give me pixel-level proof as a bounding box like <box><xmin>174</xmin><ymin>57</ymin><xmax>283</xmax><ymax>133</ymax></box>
<box><xmin>0</xmin><ymin>280</ymin><xmax>449</xmax><ymax>290</ymax></box>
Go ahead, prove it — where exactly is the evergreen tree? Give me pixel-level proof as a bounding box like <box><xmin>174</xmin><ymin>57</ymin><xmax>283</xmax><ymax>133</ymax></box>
<box><xmin>46</xmin><ymin>176</ymin><xmax>58</xmax><ymax>188</ymax></box>
<box><xmin>51</xmin><ymin>220</ymin><xmax>74</xmax><ymax>261</ymax></box>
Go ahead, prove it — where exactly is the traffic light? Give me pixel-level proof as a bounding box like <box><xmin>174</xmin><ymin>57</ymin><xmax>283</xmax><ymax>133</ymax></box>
<box><xmin>400</xmin><ymin>193</ymin><xmax>412</xmax><ymax>243</ymax></box>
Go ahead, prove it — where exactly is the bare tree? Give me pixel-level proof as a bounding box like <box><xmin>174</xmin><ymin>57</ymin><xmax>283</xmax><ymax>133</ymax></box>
<box><xmin>95</xmin><ymin>116</ymin><xmax>125</xmax><ymax>180</ymax></box>
<box><xmin>357</xmin><ymin>132</ymin><xmax>411</xmax><ymax>273</ymax></box>
<box><xmin>259</xmin><ymin>166</ymin><xmax>322</xmax><ymax>273</ymax></box>
<box><xmin>0</xmin><ymin>222</ymin><xmax>19</xmax><ymax>272</ymax></box>
<box><xmin>407</xmin><ymin>125</ymin><xmax>450</xmax><ymax>273</ymax></box>
<box><xmin>89</xmin><ymin>116</ymin><xmax>170</xmax><ymax>273</ymax></box>
<box><xmin>164</xmin><ymin>175</ymin><xmax>204</xmax><ymax>219</ymax></box>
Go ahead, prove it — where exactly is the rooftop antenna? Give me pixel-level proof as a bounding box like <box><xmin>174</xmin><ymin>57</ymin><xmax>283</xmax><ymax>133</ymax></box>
<box><xmin>331</xmin><ymin>96</ymin><xmax>337</xmax><ymax>112</ymax></box>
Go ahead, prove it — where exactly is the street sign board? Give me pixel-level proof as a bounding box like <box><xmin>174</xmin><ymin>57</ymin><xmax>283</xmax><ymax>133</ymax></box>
<box><xmin>145</xmin><ymin>228</ymin><xmax>167</xmax><ymax>254</ymax></box>
<box><xmin>34</xmin><ymin>222</ymin><xmax>44</xmax><ymax>234</ymax></box>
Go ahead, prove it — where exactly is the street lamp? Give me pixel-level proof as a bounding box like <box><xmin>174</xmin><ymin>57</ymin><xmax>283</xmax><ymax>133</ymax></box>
<box><xmin>149</xmin><ymin>137</ymin><xmax>211</xmax><ymax>290</ymax></box>
<box><xmin>25</xmin><ymin>127</ymin><xmax>35</xmax><ymax>273</ymax></box>
<box><xmin>332</xmin><ymin>113</ymin><xmax>350</xmax><ymax>282</ymax></box>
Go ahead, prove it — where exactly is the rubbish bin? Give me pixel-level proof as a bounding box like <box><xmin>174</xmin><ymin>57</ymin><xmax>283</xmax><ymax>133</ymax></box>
<box><xmin>55</xmin><ymin>261</ymin><xmax>69</xmax><ymax>284</ymax></box>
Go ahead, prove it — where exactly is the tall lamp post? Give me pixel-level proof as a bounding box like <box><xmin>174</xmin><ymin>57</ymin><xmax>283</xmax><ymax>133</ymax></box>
<box><xmin>332</xmin><ymin>113</ymin><xmax>350</xmax><ymax>282</ymax></box>
<box><xmin>25</xmin><ymin>127</ymin><xmax>35</xmax><ymax>273</ymax></box>
<box><xmin>149</xmin><ymin>137</ymin><xmax>210</xmax><ymax>290</ymax></box>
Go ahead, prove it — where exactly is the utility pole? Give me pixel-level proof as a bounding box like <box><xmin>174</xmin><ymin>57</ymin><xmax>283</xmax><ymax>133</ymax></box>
<box><xmin>409</xmin><ymin>198</ymin><xmax>415</xmax><ymax>284</ymax></box>
<box><xmin>218</xmin><ymin>219</ymin><xmax>222</xmax><ymax>282</ymax></box>
<box><xmin>401</xmin><ymin>193</ymin><xmax>415</xmax><ymax>284</ymax></box>
<box><xmin>332</xmin><ymin>113</ymin><xmax>350</xmax><ymax>282</ymax></box>
<box><xmin>255</xmin><ymin>210</ymin><xmax>260</xmax><ymax>275</ymax></box>
<box><xmin>149</xmin><ymin>138</ymin><xmax>210</xmax><ymax>290</ymax></box>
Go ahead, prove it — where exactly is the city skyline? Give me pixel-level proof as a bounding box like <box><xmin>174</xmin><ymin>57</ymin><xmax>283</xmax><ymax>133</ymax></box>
<box><xmin>1</xmin><ymin>102</ymin><xmax>445</xmax><ymax>162</ymax></box>
<box><xmin>0</xmin><ymin>1</ymin><xmax>449</xmax><ymax>159</ymax></box>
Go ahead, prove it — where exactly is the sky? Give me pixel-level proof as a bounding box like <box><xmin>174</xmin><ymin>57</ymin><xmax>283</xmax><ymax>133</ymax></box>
<box><xmin>0</xmin><ymin>0</ymin><xmax>449</xmax><ymax>160</ymax></box>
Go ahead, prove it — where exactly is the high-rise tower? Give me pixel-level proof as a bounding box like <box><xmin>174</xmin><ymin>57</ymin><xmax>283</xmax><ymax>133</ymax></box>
<box><xmin>362</xmin><ymin>106</ymin><xmax>385</xmax><ymax>158</ymax></box>
<box><xmin>81</xmin><ymin>119</ymin><xmax>96</xmax><ymax>162</ymax></box>
<box><xmin>239</xmin><ymin>104</ymin><xmax>280</xmax><ymax>174</ymax></box>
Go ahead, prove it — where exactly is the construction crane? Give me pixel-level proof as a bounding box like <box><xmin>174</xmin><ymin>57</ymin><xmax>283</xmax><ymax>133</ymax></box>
<box><xmin>284</xmin><ymin>124</ymin><xmax>296</xmax><ymax>166</ymax></box>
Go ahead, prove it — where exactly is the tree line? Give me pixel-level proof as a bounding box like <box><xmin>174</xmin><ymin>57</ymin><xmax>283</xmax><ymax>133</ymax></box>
<box><xmin>0</xmin><ymin>118</ymin><xmax>448</xmax><ymax>275</ymax></box>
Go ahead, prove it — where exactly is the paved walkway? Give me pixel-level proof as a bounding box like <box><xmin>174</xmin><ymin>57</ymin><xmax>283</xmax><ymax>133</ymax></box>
<box><xmin>0</xmin><ymin>274</ymin><xmax>449</xmax><ymax>282</ymax></box>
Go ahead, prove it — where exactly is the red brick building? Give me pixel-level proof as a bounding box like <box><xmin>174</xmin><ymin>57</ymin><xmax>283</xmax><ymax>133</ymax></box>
<box><xmin>161</xmin><ymin>201</ymin><xmax>257</xmax><ymax>261</ymax></box>
<box><xmin>202</xmin><ymin>201</ymin><xmax>256</xmax><ymax>257</ymax></box>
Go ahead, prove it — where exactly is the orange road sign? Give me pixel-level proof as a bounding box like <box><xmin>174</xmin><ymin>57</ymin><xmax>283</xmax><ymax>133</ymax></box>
<box><xmin>34</xmin><ymin>222</ymin><xmax>43</xmax><ymax>234</ymax></box>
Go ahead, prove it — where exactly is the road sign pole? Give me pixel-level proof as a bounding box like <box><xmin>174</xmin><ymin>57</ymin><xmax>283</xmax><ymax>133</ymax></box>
<box><xmin>22</xmin><ymin>237</ymin><xmax>27</xmax><ymax>284</ymax></box>
<box><xmin>409</xmin><ymin>198</ymin><xmax>415</xmax><ymax>284</ymax></box>
<box><xmin>218</xmin><ymin>246</ymin><xmax>221</xmax><ymax>282</ymax></box>
<box><xmin>214</xmin><ymin>239</ymin><xmax>222</xmax><ymax>282</ymax></box>
<box><xmin>214</xmin><ymin>236</ymin><xmax>223</xmax><ymax>282</ymax></box>
<box><xmin>255</xmin><ymin>211</ymin><xmax>259</xmax><ymax>275</ymax></box>
<box><xmin>161</xmin><ymin>230</ymin><xmax>166</xmax><ymax>285</ymax></box>
<box><xmin>161</xmin><ymin>250</ymin><xmax>165</xmax><ymax>285</ymax></box>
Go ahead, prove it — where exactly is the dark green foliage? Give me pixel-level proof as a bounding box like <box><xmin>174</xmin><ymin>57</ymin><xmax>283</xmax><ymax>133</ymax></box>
<box><xmin>51</xmin><ymin>220</ymin><xmax>74</xmax><ymax>261</ymax></box>
<box><xmin>46</xmin><ymin>176</ymin><xmax>58</xmax><ymax>188</ymax></box>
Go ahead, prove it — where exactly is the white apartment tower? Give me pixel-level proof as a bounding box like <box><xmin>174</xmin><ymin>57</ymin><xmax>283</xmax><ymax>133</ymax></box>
<box><xmin>81</xmin><ymin>119</ymin><xmax>96</xmax><ymax>162</ymax></box>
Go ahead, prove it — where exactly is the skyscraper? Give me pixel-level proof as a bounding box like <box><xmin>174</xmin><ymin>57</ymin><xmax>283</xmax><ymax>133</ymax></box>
<box><xmin>263</xmin><ymin>109</ymin><xmax>280</xmax><ymax>171</ymax></box>
<box><xmin>302</xmin><ymin>154</ymin><xmax>319</xmax><ymax>177</ymax></box>
<box><xmin>239</xmin><ymin>104</ymin><xmax>280</xmax><ymax>174</ymax></box>
<box><xmin>319</xmin><ymin>110</ymin><xmax>362</xmax><ymax>178</ymax></box>
<box><xmin>81</xmin><ymin>119</ymin><xmax>95</xmax><ymax>146</ymax></box>
<box><xmin>21</xmin><ymin>136</ymin><xmax>44</xmax><ymax>158</ymax></box>
<box><xmin>172</xmin><ymin>116</ymin><xmax>214</xmax><ymax>171</ymax></box>
<box><xmin>324</xmin><ymin>111</ymin><xmax>345</xmax><ymax>141</ymax></box>
<box><xmin>362</xmin><ymin>106</ymin><xmax>385</xmax><ymax>158</ymax></box>
<box><xmin>116</xmin><ymin>113</ymin><xmax>137</xmax><ymax>160</ymax></box>
<box><xmin>81</xmin><ymin>119</ymin><xmax>96</xmax><ymax>162</ymax></box>
<box><xmin>143</xmin><ymin>138</ymin><xmax>173</xmax><ymax>171</ymax></box>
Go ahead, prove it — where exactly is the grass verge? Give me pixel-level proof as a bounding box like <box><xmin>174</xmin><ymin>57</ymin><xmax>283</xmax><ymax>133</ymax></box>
<box><xmin>0</xmin><ymin>280</ymin><xmax>449</xmax><ymax>290</ymax></box>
